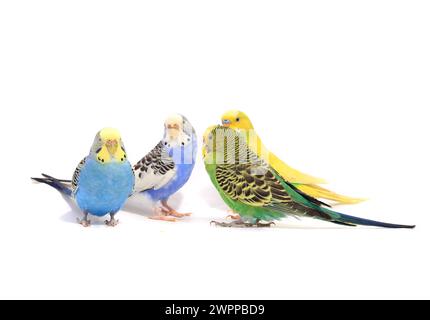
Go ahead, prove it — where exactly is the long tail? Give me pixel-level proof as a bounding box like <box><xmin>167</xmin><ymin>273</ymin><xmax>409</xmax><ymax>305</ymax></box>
<box><xmin>298</xmin><ymin>184</ymin><xmax>366</xmax><ymax>205</ymax></box>
<box><xmin>318</xmin><ymin>207</ymin><xmax>415</xmax><ymax>229</ymax></box>
<box><xmin>268</xmin><ymin>151</ymin><xmax>327</xmax><ymax>185</ymax></box>
<box><xmin>31</xmin><ymin>173</ymin><xmax>72</xmax><ymax>197</ymax></box>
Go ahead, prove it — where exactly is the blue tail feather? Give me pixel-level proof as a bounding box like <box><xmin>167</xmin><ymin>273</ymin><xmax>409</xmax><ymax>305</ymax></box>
<box><xmin>32</xmin><ymin>174</ymin><xmax>72</xmax><ymax>197</ymax></box>
<box><xmin>334</xmin><ymin>211</ymin><xmax>415</xmax><ymax>229</ymax></box>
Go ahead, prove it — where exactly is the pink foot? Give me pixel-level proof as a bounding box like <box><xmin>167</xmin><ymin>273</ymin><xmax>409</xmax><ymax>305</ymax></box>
<box><xmin>149</xmin><ymin>215</ymin><xmax>177</xmax><ymax>222</ymax></box>
<box><xmin>160</xmin><ymin>200</ymin><xmax>191</xmax><ymax>218</ymax></box>
<box><xmin>226</xmin><ymin>214</ymin><xmax>241</xmax><ymax>220</ymax></box>
<box><xmin>165</xmin><ymin>209</ymin><xmax>192</xmax><ymax>218</ymax></box>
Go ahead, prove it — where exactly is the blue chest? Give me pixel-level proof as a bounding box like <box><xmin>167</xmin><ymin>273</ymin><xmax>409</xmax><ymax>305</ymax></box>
<box><xmin>145</xmin><ymin>137</ymin><xmax>197</xmax><ymax>201</ymax></box>
<box><xmin>75</xmin><ymin>158</ymin><xmax>134</xmax><ymax>216</ymax></box>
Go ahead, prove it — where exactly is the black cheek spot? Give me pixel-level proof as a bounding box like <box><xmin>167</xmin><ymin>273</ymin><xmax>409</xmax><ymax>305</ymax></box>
<box><xmin>121</xmin><ymin>158</ymin><xmax>124</xmax><ymax>161</ymax></box>
<box><xmin>181</xmin><ymin>142</ymin><xmax>185</xmax><ymax>146</ymax></box>
<box><xmin>101</xmin><ymin>159</ymin><xmax>104</xmax><ymax>163</ymax></box>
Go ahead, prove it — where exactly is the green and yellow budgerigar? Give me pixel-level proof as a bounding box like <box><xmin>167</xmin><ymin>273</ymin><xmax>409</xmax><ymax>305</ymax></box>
<box><xmin>220</xmin><ymin>110</ymin><xmax>365</xmax><ymax>205</ymax></box>
<box><xmin>203</xmin><ymin>125</ymin><xmax>414</xmax><ymax>228</ymax></box>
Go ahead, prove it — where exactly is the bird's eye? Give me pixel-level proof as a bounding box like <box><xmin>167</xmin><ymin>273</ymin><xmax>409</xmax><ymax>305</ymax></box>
<box><xmin>236</xmin><ymin>117</ymin><xmax>240</xmax><ymax>122</ymax></box>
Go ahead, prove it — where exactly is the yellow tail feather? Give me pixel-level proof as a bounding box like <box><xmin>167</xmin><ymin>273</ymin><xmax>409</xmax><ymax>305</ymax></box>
<box><xmin>268</xmin><ymin>152</ymin><xmax>327</xmax><ymax>185</ymax></box>
<box><xmin>297</xmin><ymin>184</ymin><xmax>366</xmax><ymax>205</ymax></box>
<box><xmin>244</xmin><ymin>131</ymin><xmax>365</xmax><ymax>205</ymax></box>
<box><xmin>247</xmin><ymin>133</ymin><xmax>327</xmax><ymax>185</ymax></box>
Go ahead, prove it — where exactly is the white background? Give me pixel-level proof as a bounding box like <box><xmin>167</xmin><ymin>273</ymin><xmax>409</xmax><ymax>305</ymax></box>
<box><xmin>1</xmin><ymin>1</ymin><xmax>429</xmax><ymax>299</ymax></box>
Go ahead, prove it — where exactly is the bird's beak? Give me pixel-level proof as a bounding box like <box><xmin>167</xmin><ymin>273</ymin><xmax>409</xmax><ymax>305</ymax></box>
<box><xmin>222</xmin><ymin>119</ymin><xmax>231</xmax><ymax>127</ymax></box>
<box><xmin>166</xmin><ymin>124</ymin><xmax>179</xmax><ymax>130</ymax></box>
<box><xmin>105</xmin><ymin>139</ymin><xmax>118</xmax><ymax>155</ymax></box>
<box><xmin>166</xmin><ymin>124</ymin><xmax>180</xmax><ymax>140</ymax></box>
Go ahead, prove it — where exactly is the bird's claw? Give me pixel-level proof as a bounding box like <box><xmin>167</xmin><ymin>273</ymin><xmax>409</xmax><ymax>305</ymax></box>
<box><xmin>105</xmin><ymin>218</ymin><xmax>119</xmax><ymax>227</ymax></box>
<box><xmin>77</xmin><ymin>217</ymin><xmax>91</xmax><ymax>227</ymax></box>
<box><xmin>210</xmin><ymin>220</ymin><xmax>275</xmax><ymax>228</ymax></box>
<box><xmin>210</xmin><ymin>220</ymin><xmax>250</xmax><ymax>228</ymax></box>
<box><xmin>161</xmin><ymin>207</ymin><xmax>191</xmax><ymax>218</ymax></box>
<box><xmin>149</xmin><ymin>215</ymin><xmax>177</xmax><ymax>222</ymax></box>
<box><xmin>210</xmin><ymin>220</ymin><xmax>235</xmax><ymax>227</ymax></box>
<box><xmin>160</xmin><ymin>200</ymin><xmax>191</xmax><ymax>218</ymax></box>
<box><xmin>256</xmin><ymin>221</ymin><xmax>275</xmax><ymax>228</ymax></box>
<box><xmin>169</xmin><ymin>211</ymin><xmax>192</xmax><ymax>218</ymax></box>
<box><xmin>226</xmin><ymin>214</ymin><xmax>241</xmax><ymax>220</ymax></box>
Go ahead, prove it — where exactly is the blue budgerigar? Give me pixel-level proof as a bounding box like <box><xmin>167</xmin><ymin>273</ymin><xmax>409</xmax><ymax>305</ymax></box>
<box><xmin>133</xmin><ymin>114</ymin><xmax>197</xmax><ymax>221</ymax></box>
<box><xmin>32</xmin><ymin>128</ymin><xmax>135</xmax><ymax>227</ymax></box>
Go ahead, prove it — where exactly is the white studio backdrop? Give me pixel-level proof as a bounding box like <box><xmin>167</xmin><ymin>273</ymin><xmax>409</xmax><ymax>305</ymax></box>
<box><xmin>0</xmin><ymin>1</ymin><xmax>429</xmax><ymax>299</ymax></box>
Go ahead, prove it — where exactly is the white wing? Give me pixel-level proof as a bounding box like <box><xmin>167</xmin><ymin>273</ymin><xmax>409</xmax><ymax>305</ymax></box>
<box><xmin>133</xmin><ymin>141</ymin><xmax>176</xmax><ymax>193</ymax></box>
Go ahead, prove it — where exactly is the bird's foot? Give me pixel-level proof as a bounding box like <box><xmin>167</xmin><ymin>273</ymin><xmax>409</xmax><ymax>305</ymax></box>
<box><xmin>210</xmin><ymin>220</ymin><xmax>275</xmax><ymax>228</ymax></box>
<box><xmin>226</xmin><ymin>214</ymin><xmax>241</xmax><ymax>220</ymax></box>
<box><xmin>76</xmin><ymin>217</ymin><xmax>91</xmax><ymax>227</ymax></box>
<box><xmin>162</xmin><ymin>208</ymin><xmax>191</xmax><ymax>218</ymax></box>
<box><xmin>256</xmin><ymin>221</ymin><xmax>275</xmax><ymax>228</ymax></box>
<box><xmin>172</xmin><ymin>211</ymin><xmax>192</xmax><ymax>218</ymax></box>
<box><xmin>160</xmin><ymin>200</ymin><xmax>191</xmax><ymax>218</ymax></box>
<box><xmin>210</xmin><ymin>219</ymin><xmax>252</xmax><ymax>228</ymax></box>
<box><xmin>149</xmin><ymin>215</ymin><xmax>177</xmax><ymax>222</ymax></box>
<box><xmin>105</xmin><ymin>215</ymin><xmax>119</xmax><ymax>227</ymax></box>
<box><xmin>149</xmin><ymin>207</ymin><xmax>177</xmax><ymax>222</ymax></box>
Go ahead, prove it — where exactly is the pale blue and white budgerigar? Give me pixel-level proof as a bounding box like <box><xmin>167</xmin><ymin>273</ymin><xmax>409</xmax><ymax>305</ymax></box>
<box><xmin>133</xmin><ymin>114</ymin><xmax>197</xmax><ymax>221</ymax></box>
<box><xmin>32</xmin><ymin>128</ymin><xmax>135</xmax><ymax>227</ymax></box>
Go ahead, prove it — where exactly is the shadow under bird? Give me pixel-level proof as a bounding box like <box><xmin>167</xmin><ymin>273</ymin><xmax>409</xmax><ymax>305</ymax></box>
<box><xmin>32</xmin><ymin>128</ymin><xmax>135</xmax><ymax>227</ymax></box>
<box><xmin>133</xmin><ymin>114</ymin><xmax>197</xmax><ymax>221</ymax></box>
<box><xmin>203</xmin><ymin>125</ymin><xmax>415</xmax><ymax>228</ymax></box>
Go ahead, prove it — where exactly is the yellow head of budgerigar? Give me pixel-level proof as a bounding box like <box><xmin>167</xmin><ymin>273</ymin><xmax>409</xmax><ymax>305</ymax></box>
<box><xmin>94</xmin><ymin>127</ymin><xmax>127</xmax><ymax>164</ymax></box>
<box><xmin>221</xmin><ymin>110</ymin><xmax>254</xmax><ymax>130</ymax></box>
